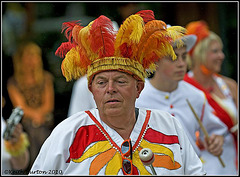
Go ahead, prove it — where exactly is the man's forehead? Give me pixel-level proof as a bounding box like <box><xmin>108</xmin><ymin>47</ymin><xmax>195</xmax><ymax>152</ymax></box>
<box><xmin>94</xmin><ymin>71</ymin><xmax>131</xmax><ymax>79</ymax></box>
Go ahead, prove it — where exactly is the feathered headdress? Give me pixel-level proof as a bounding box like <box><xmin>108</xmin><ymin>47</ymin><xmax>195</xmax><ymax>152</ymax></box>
<box><xmin>55</xmin><ymin>10</ymin><xmax>187</xmax><ymax>83</ymax></box>
<box><xmin>185</xmin><ymin>20</ymin><xmax>210</xmax><ymax>56</ymax></box>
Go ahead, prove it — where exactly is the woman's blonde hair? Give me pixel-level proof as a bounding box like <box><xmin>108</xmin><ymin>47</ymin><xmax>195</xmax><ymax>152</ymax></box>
<box><xmin>189</xmin><ymin>31</ymin><xmax>223</xmax><ymax>69</ymax></box>
<box><xmin>12</xmin><ymin>41</ymin><xmax>44</xmax><ymax>85</ymax></box>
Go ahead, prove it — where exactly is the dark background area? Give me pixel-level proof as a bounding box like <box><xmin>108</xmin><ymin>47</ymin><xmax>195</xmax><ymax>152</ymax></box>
<box><xmin>1</xmin><ymin>1</ymin><xmax>238</xmax><ymax>127</ymax></box>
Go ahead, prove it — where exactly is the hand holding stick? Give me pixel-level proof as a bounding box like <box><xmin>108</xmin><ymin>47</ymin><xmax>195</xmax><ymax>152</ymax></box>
<box><xmin>186</xmin><ymin>99</ymin><xmax>225</xmax><ymax>168</ymax></box>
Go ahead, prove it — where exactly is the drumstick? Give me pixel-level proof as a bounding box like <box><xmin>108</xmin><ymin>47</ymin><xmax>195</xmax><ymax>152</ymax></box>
<box><xmin>186</xmin><ymin>99</ymin><xmax>225</xmax><ymax>168</ymax></box>
<box><xmin>139</xmin><ymin>148</ymin><xmax>157</xmax><ymax>175</ymax></box>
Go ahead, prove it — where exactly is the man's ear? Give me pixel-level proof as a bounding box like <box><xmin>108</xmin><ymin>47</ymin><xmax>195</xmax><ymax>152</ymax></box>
<box><xmin>136</xmin><ymin>81</ymin><xmax>144</xmax><ymax>98</ymax></box>
<box><xmin>88</xmin><ymin>83</ymin><xmax>92</xmax><ymax>93</ymax></box>
<box><xmin>88</xmin><ymin>75</ymin><xmax>95</xmax><ymax>93</ymax></box>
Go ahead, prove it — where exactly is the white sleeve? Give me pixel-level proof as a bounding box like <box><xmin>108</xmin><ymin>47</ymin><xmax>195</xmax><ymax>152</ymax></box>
<box><xmin>29</xmin><ymin>120</ymin><xmax>76</xmax><ymax>175</ymax></box>
<box><xmin>173</xmin><ymin>118</ymin><xmax>206</xmax><ymax>175</ymax></box>
<box><xmin>68</xmin><ymin>76</ymin><xmax>96</xmax><ymax>117</ymax></box>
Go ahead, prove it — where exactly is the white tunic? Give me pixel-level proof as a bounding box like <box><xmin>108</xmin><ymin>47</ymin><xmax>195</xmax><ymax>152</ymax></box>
<box><xmin>68</xmin><ymin>75</ymin><xmax>96</xmax><ymax>117</ymax></box>
<box><xmin>29</xmin><ymin>108</ymin><xmax>205</xmax><ymax>175</ymax></box>
<box><xmin>136</xmin><ymin>79</ymin><xmax>227</xmax><ymax>158</ymax></box>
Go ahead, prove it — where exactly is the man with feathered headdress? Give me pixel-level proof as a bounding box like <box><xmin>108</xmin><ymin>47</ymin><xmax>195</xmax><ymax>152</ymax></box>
<box><xmin>29</xmin><ymin>10</ymin><xmax>205</xmax><ymax>175</ymax></box>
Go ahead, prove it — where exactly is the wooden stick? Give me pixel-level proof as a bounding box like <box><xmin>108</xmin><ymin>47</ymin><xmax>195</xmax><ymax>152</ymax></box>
<box><xmin>186</xmin><ymin>99</ymin><xmax>225</xmax><ymax>168</ymax></box>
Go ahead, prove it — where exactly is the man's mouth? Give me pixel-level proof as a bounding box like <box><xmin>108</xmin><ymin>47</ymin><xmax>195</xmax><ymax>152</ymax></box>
<box><xmin>106</xmin><ymin>99</ymin><xmax>120</xmax><ymax>103</ymax></box>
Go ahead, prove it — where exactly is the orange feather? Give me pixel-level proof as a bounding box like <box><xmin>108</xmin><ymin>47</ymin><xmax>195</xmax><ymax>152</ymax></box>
<box><xmin>136</xmin><ymin>20</ymin><xmax>168</xmax><ymax>61</ymax></box>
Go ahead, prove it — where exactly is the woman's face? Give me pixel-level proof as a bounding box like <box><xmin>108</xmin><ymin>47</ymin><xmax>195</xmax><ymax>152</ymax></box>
<box><xmin>21</xmin><ymin>45</ymin><xmax>41</xmax><ymax>70</ymax></box>
<box><xmin>205</xmin><ymin>40</ymin><xmax>225</xmax><ymax>73</ymax></box>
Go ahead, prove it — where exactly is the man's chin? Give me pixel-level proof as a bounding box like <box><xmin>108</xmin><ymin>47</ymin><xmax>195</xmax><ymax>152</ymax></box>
<box><xmin>104</xmin><ymin>107</ymin><xmax>123</xmax><ymax>115</ymax></box>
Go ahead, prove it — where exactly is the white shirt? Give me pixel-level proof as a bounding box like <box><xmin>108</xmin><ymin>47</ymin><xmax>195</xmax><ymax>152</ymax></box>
<box><xmin>136</xmin><ymin>79</ymin><xmax>236</xmax><ymax>175</ymax></box>
<box><xmin>136</xmin><ymin>79</ymin><xmax>227</xmax><ymax>156</ymax></box>
<box><xmin>29</xmin><ymin>108</ymin><xmax>205</xmax><ymax>175</ymax></box>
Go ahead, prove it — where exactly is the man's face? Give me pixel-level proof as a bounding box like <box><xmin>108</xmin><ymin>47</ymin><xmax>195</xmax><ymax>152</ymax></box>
<box><xmin>156</xmin><ymin>46</ymin><xmax>188</xmax><ymax>82</ymax></box>
<box><xmin>89</xmin><ymin>71</ymin><xmax>144</xmax><ymax>117</ymax></box>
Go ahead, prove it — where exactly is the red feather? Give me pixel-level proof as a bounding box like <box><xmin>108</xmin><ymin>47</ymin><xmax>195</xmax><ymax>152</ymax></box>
<box><xmin>136</xmin><ymin>10</ymin><xmax>155</xmax><ymax>23</ymax></box>
<box><xmin>55</xmin><ymin>42</ymin><xmax>76</xmax><ymax>58</ymax></box>
<box><xmin>119</xmin><ymin>43</ymin><xmax>133</xmax><ymax>58</ymax></box>
<box><xmin>89</xmin><ymin>15</ymin><xmax>115</xmax><ymax>58</ymax></box>
<box><xmin>62</xmin><ymin>20</ymin><xmax>81</xmax><ymax>43</ymax></box>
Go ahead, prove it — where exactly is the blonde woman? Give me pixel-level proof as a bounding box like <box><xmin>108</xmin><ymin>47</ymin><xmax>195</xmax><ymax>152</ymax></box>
<box><xmin>7</xmin><ymin>41</ymin><xmax>55</xmax><ymax>170</ymax></box>
<box><xmin>184</xmin><ymin>20</ymin><xmax>237</xmax><ymax>175</ymax></box>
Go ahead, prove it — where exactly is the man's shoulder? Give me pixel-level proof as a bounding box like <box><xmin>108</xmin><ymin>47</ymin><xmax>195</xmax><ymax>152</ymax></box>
<box><xmin>141</xmin><ymin>108</ymin><xmax>174</xmax><ymax>121</ymax></box>
<box><xmin>52</xmin><ymin>109</ymin><xmax>96</xmax><ymax>135</ymax></box>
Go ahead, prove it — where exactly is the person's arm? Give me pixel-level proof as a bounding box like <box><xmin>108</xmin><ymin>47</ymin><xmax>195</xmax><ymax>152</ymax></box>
<box><xmin>7</xmin><ymin>73</ymin><xmax>54</xmax><ymax>125</ymax></box>
<box><xmin>10</xmin><ymin>147</ymin><xmax>30</xmax><ymax>170</ymax></box>
<box><xmin>222</xmin><ymin>76</ymin><xmax>238</xmax><ymax>108</ymax></box>
<box><xmin>4</xmin><ymin>124</ymin><xmax>30</xmax><ymax>170</ymax></box>
<box><xmin>7</xmin><ymin>82</ymin><xmax>39</xmax><ymax>121</ymax></box>
<box><xmin>201</xmin><ymin>96</ymin><xmax>227</xmax><ymax>156</ymax></box>
<box><xmin>203</xmin><ymin>134</ymin><xmax>224</xmax><ymax>156</ymax></box>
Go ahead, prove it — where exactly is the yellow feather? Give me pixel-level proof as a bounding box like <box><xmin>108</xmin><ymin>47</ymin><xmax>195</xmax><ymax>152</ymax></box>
<box><xmin>167</xmin><ymin>26</ymin><xmax>187</xmax><ymax>49</ymax></box>
<box><xmin>114</xmin><ymin>14</ymin><xmax>144</xmax><ymax>56</ymax></box>
<box><xmin>61</xmin><ymin>47</ymin><xmax>86</xmax><ymax>81</ymax></box>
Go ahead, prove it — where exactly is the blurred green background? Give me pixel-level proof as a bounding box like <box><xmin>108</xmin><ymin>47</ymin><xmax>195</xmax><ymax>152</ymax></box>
<box><xmin>2</xmin><ymin>1</ymin><xmax>238</xmax><ymax>126</ymax></box>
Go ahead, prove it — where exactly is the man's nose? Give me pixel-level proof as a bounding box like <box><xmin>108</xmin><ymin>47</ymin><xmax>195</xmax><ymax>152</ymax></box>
<box><xmin>107</xmin><ymin>81</ymin><xmax>117</xmax><ymax>94</ymax></box>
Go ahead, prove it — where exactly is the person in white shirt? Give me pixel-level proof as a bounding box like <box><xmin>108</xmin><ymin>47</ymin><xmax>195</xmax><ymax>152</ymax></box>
<box><xmin>136</xmin><ymin>31</ymin><xmax>234</xmax><ymax>175</ymax></box>
<box><xmin>30</xmin><ymin>10</ymin><xmax>206</xmax><ymax>175</ymax></box>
